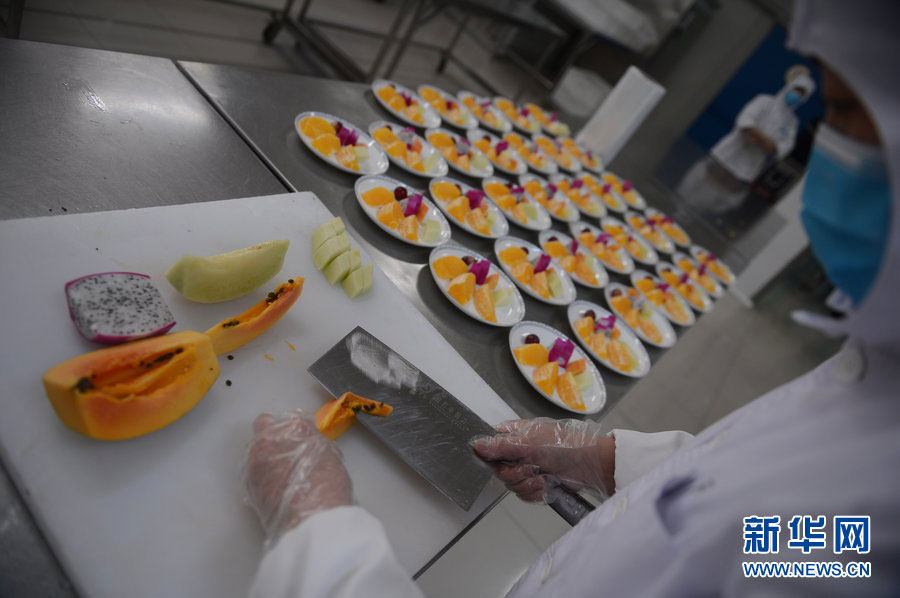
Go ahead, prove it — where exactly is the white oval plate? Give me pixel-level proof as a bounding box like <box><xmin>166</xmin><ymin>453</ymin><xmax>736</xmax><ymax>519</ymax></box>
<box><xmin>672</xmin><ymin>251</ymin><xmax>723</xmax><ymax>298</ymax></box>
<box><xmin>429</xmin><ymin>244</ymin><xmax>525</xmax><ymax>327</ymax></box>
<box><xmin>493</xmin><ymin>236</ymin><xmax>577</xmax><ymax>306</ymax></box>
<box><xmin>603</xmin><ymin>282</ymin><xmax>676</xmax><ymax>348</ymax></box>
<box><xmin>549</xmin><ymin>173</ymin><xmax>606</xmax><ymax>218</ymax></box>
<box><xmin>533</xmin><ymin>134</ymin><xmax>582</xmax><ymax>174</ymax></box>
<box><xmin>567</xmin><ymin>300</ymin><xmax>650</xmax><ymax>378</ymax></box>
<box><xmin>425</xmin><ymin>127</ymin><xmax>494</xmax><ymax>178</ymax></box>
<box><xmin>567</xmin><ymin>221</ymin><xmax>635</xmax><ymax>275</ymax></box>
<box><xmin>458</xmin><ymin>90</ymin><xmax>512</xmax><ymax>134</ymax></box>
<box><xmin>537</xmin><ymin>229</ymin><xmax>608</xmax><ymax>289</ymax></box>
<box><xmin>428</xmin><ymin>176</ymin><xmax>509</xmax><ymax>239</ymax></box>
<box><xmin>368</xmin><ymin>120</ymin><xmax>449</xmax><ymax>178</ymax></box>
<box><xmin>600</xmin><ymin>216</ymin><xmax>658</xmax><ymax>266</ymax></box>
<box><xmin>629</xmin><ymin>269</ymin><xmax>695</xmax><ymax>327</ymax></box>
<box><xmin>559</xmin><ymin>137</ymin><xmax>603</xmax><ymax>173</ymax></box>
<box><xmin>519</xmin><ymin>173</ymin><xmax>579</xmax><ymax>223</ymax></box>
<box><xmin>524</xmin><ymin>102</ymin><xmax>572</xmax><ymax>137</ymax></box>
<box><xmin>655</xmin><ymin>261</ymin><xmax>714</xmax><ymax>313</ymax></box>
<box><xmin>625</xmin><ymin>211</ymin><xmax>675</xmax><ymax>254</ymax></box>
<box><xmin>645</xmin><ymin>207</ymin><xmax>692</xmax><ymax>248</ymax></box>
<box><xmin>493</xmin><ymin>96</ymin><xmax>541</xmax><ymax>135</ymax></box>
<box><xmin>354</xmin><ymin>175</ymin><xmax>451</xmax><ymax>247</ymax></box>
<box><xmin>418</xmin><ymin>85</ymin><xmax>477</xmax><ymax>130</ymax></box>
<box><xmin>603</xmin><ymin>171</ymin><xmax>647</xmax><ymax>210</ymax></box>
<box><xmin>508</xmin><ymin>321</ymin><xmax>606</xmax><ymax>414</ymax></box>
<box><xmin>482</xmin><ymin>176</ymin><xmax>551</xmax><ymax>231</ymax></box>
<box><xmin>502</xmin><ymin>132</ymin><xmax>557</xmax><ymax>176</ymax></box>
<box><xmin>295</xmin><ymin>111</ymin><xmax>389</xmax><ymax>175</ymax></box>
<box><xmin>579</xmin><ymin>173</ymin><xmax>627</xmax><ymax>213</ymax></box>
<box><xmin>466</xmin><ymin>128</ymin><xmax>527</xmax><ymax>176</ymax></box>
<box><xmin>371</xmin><ymin>79</ymin><xmax>441</xmax><ymax>129</ymax></box>
<box><xmin>689</xmin><ymin>244</ymin><xmax>735</xmax><ymax>285</ymax></box>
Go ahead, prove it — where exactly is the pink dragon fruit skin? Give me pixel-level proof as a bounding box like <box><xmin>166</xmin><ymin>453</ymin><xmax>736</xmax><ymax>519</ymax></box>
<box><xmin>65</xmin><ymin>272</ymin><xmax>176</xmax><ymax>345</ymax></box>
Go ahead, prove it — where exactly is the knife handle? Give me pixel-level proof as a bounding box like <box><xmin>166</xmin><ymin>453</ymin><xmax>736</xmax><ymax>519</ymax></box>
<box><xmin>547</xmin><ymin>489</ymin><xmax>595</xmax><ymax>526</ymax></box>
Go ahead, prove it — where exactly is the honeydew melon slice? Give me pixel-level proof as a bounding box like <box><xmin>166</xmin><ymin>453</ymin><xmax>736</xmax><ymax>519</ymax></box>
<box><xmin>422</xmin><ymin>220</ymin><xmax>442</xmax><ymax>244</ymax></box>
<box><xmin>342</xmin><ymin>263</ymin><xmax>373</xmax><ymax>298</ymax></box>
<box><xmin>574</xmin><ymin>371</ymin><xmax>593</xmax><ymax>390</ymax></box>
<box><xmin>312</xmin><ymin>217</ymin><xmax>346</xmax><ymax>251</ymax></box>
<box><xmin>313</xmin><ymin>233</ymin><xmax>350</xmax><ymax>270</ymax></box>
<box><xmin>323</xmin><ymin>249</ymin><xmax>361</xmax><ymax>284</ymax></box>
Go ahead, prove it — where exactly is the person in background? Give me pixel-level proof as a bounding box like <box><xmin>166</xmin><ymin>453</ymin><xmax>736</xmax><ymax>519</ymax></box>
<box><xmin>242</xmin><ymin>2</ymin><xmax>899</xmax><ymax>595</ymax></box>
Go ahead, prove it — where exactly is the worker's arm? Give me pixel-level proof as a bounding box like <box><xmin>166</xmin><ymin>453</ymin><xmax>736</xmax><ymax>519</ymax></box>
<box><xmin>608</xmin><ymin>429</ymin><xmax>694</xmax><ymax>488</ymax></box>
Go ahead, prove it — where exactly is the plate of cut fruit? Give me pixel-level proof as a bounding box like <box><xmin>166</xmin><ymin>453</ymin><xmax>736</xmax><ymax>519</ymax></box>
<box><xmin>550</xmin><ymin>174</ymin><xmax>606</xmax><ymax>218</ymax></box>
<box><xmin>524</xmin><ymin>103</ymin><xmax>571</xmax><ymax>137</ymax></box>
<box><xmin>295</xmin><ymin>112</ymin><xmax>389</xmax><ymax>175</ymax></box>
<box><xmin>429</xmin><ymin>177</ymin><xmax>508</xmax><ymax>239</ymax></box>
<box><xmin>533</xmin><ymin>134</ymin><xmax>582</xmax><ymax>174</ymax></box>
<box><xmin>538</xmin><ymin>230</ymin><xmax>608</xmax><ymax>289</ymax></box>
<box><xmin>568</xmin><ymin>301</ymin><xmax>650</xmax><ymax>378</ymax></box>
<box><xmin>625</xmin><ymin>211</ymin><xmax>675</xmax><ymax>254</ymax></box>
<box><xmin>655</xmin><ymin>262</ymin><xmax>713</xmax><ymax>313</ymax></box>
<box><xmin>579</xmin><ymin>172</ymin><xmax>627</xmax><ymax>213</ymax></box>
<box><xmin>689</xmin><ymin>245</ymin><xmax>735</xmax><ymax>286</ymax></box>
<box><xmin>602</xmin><ymin>172</ymin><xmax>646</xmax><ymax>210</ymax></box>
<box><xmin>672</xmin><ymin>251</ymin><xmax>723</xmax><ymax>298</ymax></box>
<box><xmin>519</xmin><ymin>173</ymin><xmax>579</xmax><ymax>223</ymax></box>
<box><xmin>418</xmin><ymin>85</ymin><xmax>477</xmax><ymax>130</ymax></box>
<box><xmin>503</xmin><ymin>132</ymin><xmax>557</xmax><ymax>176</ymax></box>
<box><xmin>355</xmin><ymin>175</ymin><xmax>451</xmax><ymax>247</ymax></box>
<box><xmin>429</xmin><ymin>245</ymin><xmax>525</xmax><ymax>327</ymax></box>
<box><xmin>368</xmin><ymin>121</ymin><xmax>448</xmax><ymax>178</ymax></box>
<box><xmin>568</xmin><ymin>221</ymin><xmax>635</xmax><ymax>275</ymax></box>
<box><xmin>645</xmin><ymin>208</ymin><xmax>691</xmax><ymax>248</ymax></box>
<box><xmin>371</xmin><ymin>79</ymin><xmax>441</xmax><ymax>129</ymax></box>
<box><xmin>559</xmin><ymin>138</ymin><xmax>603</xmax><ymax>173</ymax></box>
<box><xmin>600</xmin><ymin>216</ymin><xmax>658</xmax><ymax>266</ymax></box>
<box><xmin>483</xmin><ymin>176</ymin><xmax>551</xmax><ymax>231</ymax></box>
<box><xmin>604</xmin><ymin>282</ymin><xmax>676</xmax><ymax>348</ymax></box>
<box><xmin>495</xmin><ymin>237</ymin><xmax>576</xmax><ymax>306</ymax></box>
<box><xmin>459</xmin><ymin>91</ymin><xmax>512</xmax><ymax>134</ymax></box>
<box><xmin>509</xmin><ymin>321</ymin><xmax>606</xmax><ymax>414</ymax></box>
<box><xmin>630</xmin><ymin>270</ymin><xmax>695</xmax><ymax>327</ymax></box>
<box><xmin>426</xmin><ymin>127</ymin><xmax>493</xmax><ymax>178</ymax></box>
<box><xmin>493</xmin><ymin>97</ymin><xmax>541</xmax><ymax>135</ymax></box>
<box><xmin>467</xmin><ymin>128</ymin><xmax>527</xmax><ymax>176</ymax></box>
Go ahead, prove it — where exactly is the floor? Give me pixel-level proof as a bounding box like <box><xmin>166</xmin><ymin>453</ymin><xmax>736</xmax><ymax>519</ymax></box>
<box><xmin>9</xmin><ymin>1</ymin><xmax>841</xmax><ymax>596</ymax></box>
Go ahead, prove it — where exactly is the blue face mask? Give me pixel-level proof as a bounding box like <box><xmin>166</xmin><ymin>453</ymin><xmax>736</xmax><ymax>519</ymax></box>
<box><xmin>784</xmin><ymin>90</ymin><xmax>804</xmax><ymax>107</ymax></box>
<box><xmin>801</xmin><ymin>123</ymin><xmax>891</xmax><ymax>305</ymax></box>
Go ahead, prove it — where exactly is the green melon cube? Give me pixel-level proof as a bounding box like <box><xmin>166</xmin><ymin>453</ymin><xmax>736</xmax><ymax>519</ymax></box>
<box><xmin>522</xmin><ymin>203</ymin><xmax>538</xmax><ymax>221</ymax></box>
<box><xmin>323</xmin><ymin>248</ymin><xmax>361</xmax><ymax>284</ymax></box>
<box><xmin>547</xmin><ymin>269</ymin><xmax>563</xmax><ymax>298</ymax></box>
<box><xmin>574</xmin><ymin>371</ymin><xmax>593</xmax><ymax>390</ymax></box>
<box><xmin>492</xmin><ymin>287</ymin><xmax>511</xmax><ymax>307</ymax></box>
<box><xmin>423</xmin><ymin>220</ymin><xmax>442</xmax><ymax>244</ymax></box>
<box><xmin>313</xmin><ymin>233</ymin><xmax>350</xmax><ymax>270</ymax></box>
<box><xmin>342</xmin><ymin>263</ymin><xmax>373</xmax><ymax>298</ymax></box>
<box><xmin>312</xmin><ymin>217</ymin><xmax>345</xmax><ymax>250</ymax></box>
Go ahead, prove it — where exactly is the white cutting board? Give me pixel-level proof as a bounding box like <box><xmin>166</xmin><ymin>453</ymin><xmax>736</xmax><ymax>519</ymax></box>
<box><xmin>0</xmin><ymin>192</ymin><xmax>516</xmax><ymax>598</ymax></box>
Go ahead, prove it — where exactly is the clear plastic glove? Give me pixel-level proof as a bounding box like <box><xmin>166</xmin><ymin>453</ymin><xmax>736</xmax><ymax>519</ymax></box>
<box><xmin>471</xmin><ymin>418</ymin><xmax>615</xmax><ymax>503</ymax></box>
<box><xmin>243</xmin><ymin>410</ymin><xmax>352</xmax><ymax>545</ymax></box>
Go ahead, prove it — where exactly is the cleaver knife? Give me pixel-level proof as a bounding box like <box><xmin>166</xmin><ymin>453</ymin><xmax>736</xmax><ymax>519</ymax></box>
<box><xmin>307</xmin><ymin>326</ymin><xmax>594</xmax><ymax>525</ymax></box>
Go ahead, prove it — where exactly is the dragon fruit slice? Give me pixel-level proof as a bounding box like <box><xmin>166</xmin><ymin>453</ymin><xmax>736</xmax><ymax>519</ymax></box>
<box><xmin>65</xmin><ymin>272</ymin><xmax>175</xmax><ymax>344</ymax></box>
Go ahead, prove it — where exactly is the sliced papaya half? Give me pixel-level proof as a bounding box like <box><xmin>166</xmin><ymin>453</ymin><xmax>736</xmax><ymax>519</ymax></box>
<box><xmin>315</xmin><ymin>392</ymin><xmax>393</xmax><ymax>440</ymax></box>
<box><xmin>205</xmin><ymin>278</ymin><xmax>304</xmax><ymax>355</ymax></box>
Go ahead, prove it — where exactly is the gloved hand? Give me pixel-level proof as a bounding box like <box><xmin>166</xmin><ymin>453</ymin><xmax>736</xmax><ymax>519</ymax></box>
<box><xmin>243</xmin><ymin>410</ymin><xmax>352</xmax><ymax>545</ymax></box>
<box><xmin>471</xmin><ymin>418</ymin><xmax>615</xmax><ymax>503</ymax></box>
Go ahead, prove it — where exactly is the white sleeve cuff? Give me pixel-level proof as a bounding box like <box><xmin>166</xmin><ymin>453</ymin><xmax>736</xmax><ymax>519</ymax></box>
<box><xmin>610</xmin><ymin>429</ymin><xmax>694</xmax><ymax>489</ymax></box>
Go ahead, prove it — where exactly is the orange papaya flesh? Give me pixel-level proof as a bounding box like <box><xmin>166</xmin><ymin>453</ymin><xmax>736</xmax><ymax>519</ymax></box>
<box><xmin>42</xmin><ymin>330</ymin><xmax>219</xmax><ymax>440</ymax></box>
<box><xmin>205</xmin><ymin>278</ymin><xmax>303</xmax><ymax>355</ymax></box>
<box><xmin>315</xmin><ymin>392</ymin><xmax>393</xmax><ymax>440</ymax></box>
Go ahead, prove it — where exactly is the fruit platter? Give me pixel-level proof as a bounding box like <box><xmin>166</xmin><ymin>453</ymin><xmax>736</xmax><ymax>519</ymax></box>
<box><xmin>493</xmin><ymin>96</ymin><xmax>541</xmax><ymax>134</ymax></box>
<box><xmin>645</xmin><ymin>207</ymin><xmax>691</xmax><ymax>248</ymax></box>
<box><xmin>518</xmin><ymin>173</ymin><xmax>578</xmax><ymax>222</ymax></box>
<box><xmin>502</xmin><ymin>132</ymin><xmax>558</xmax><ymax>176</ymax></box>
<box><xmin>537</xmin><ymin>229</ymin><xmax>608</xmax><ymax>289</ymax></box>
<box><xmin>568</xmin><ymin>300</ymin><xmax>650</xmax><ymax>378</ymax></box>
<box><xmin>690</xmin><ymin>244</ymin><xmax>735</xmax><ymax>285</ymax></box>
<box><xmin>625</xmin><ymin>211</ymin><xmax>675</xmax><ymax>254</ymax></box>
<box><xmin>459</xmin><ymin>90</ymin><xmax>512</xmax><ymax>134</ymax></box>
<box><xmin>550</xmin><ymin>173</ymin><xmax>606</xmax><ymax>218</ymax></box>
<box><xmin>467</xmin><ymin>128</ymin><xmax>527</xmax><ymax>176</ymax></box>
<box><xmin>568</xmin><ymin>221</ymin><xmax>635</xmax><ymax>275</ymax></box>
<box><xmin>602</xmin><ymin>172</ymin><xmax>647</xmax><ymax>210</ymax></box>
<box><xmin>579</xmin><ymin>172</ymin><xmax>627</xmax><ymax>213</ymax></box>
<box><xmin>371</xmin><ymin>79</ymin><xmax>441</xmax><ymax>129</ymax></box>
<box><xmin>354</xmin><ymin>175</ymin><xmax>451</xmax><ymax>247</ymax></box>
<box><xmin>559</xmin><ymin>137</ymin><xmax>603</xmax><ymax>173</ymax></box>
<box><xmin>524</xmin><ymin>102</ymin><xmax>571</xmax><ymax>137</ymax></box>
<box><xmin>426</xmin><ymin>127</ymin><xmax>493</xmax><ymax>178</ymax></box>
<box><xmin>429</xmin><ymin>244</ymin><xmax>524</xmax><ymax>326</ymax></box>
<box><xmin>603</xmin><ymin>282</ymin><xmax>676</xmax><ymax>348</ymax></box>
<box><xmin>533</xmin><ymin>134</ymin><xmax>581</xmax><ymax>173</ymax></box>
<box><xmin>368</xmin><ymin>121</ymin><xmax>448</xmax><ymax>178</ymax></box>
<box><xmin>494</xmin><ymin>237</ymin><xmax>577</xmax><ymax>306</ymax></box>
<box><xmin>482</xmin><ymin>176</ymin><xmax>551</xmax><ymax>231</ymax></box>
<box><xmin>508</xmin><ymin>321</ymin><xmax>606</xmax><ymax>414</ymax></box>
<box><xmin>428</xmin><ymin>176</ymin><xmax>509</xmax><ymax>238</ymax></box>
<box><xmin>673</xmin><ymin>251</ymin><xmax>723</xmax><ymax>298</ymax></box>
<box><xmin>599</xmin><ymin>216</ymin><xmax>658</xmax><ymax>266</ymax></box>
<box><xmin>418</xmin><ymin>85</ymin><xmax>477</xmax><ymax>130</ymax></box>
<box><xmin>296</xmin><ymin>111</ymin><xmax>388</xmax><ymax>175</ymax></box>
<box><xmin>655</xmin><ymin>261</ymin><xmax>714</xmax><ymax>313</ymax></box>
<box><xmin>630</xmin><ymin>269</ymin><xmax>695</xmax><ymax>326</ymax></box>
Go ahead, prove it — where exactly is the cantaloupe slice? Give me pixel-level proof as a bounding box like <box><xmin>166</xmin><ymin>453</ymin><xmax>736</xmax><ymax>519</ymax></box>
<box><xmin>543</xmin><ymin>241</ymin><xmax>568</xmax><ymax>258</ymax></box>
<box><xmin>557</xmin><ymin>372</ymin><xmax>585</xmax><ymax>411</ymax></box>
<box><xmin>376</xmin><ymin>201</ymin><xmax>403</xmax><ymax>229</ymax></box>
<box><xmin>466</xmin><ymin>209</ymin><xmax>491</xmax><ymax>235</ymax></box>
<box><xmin>511</xmin><ymin>261</ymin><xmax>533</xmax><ymax>284</ymax></box>
<box><xmin>635</xmin><ymin>278</ymin><xmax>656</xmax><ymax>293</ymax></box>
<box><xmin>400</xmin><ymin>215</ymin><xmax>419</xmax><ymax>242</ymax></box>
<box><xmin>447</xmin><ymin>196</ymin><xmax>469</xmax><ymax>222</ymax></box>
<box><xmin>432</xmin><ymin>181</ymin><xmax>461</xmax><ymax>202</ymax></box>
<box><xmin>573</xmin><ymin>316</ymin><xmax>594</xmax><ymax>342</ymax></box>
<box><xmin>428</xmin><ymin>132</ymin><xmax>454</xmax><ymax>150</ymax></box>
<box><xmin>499</xmin><ymin>246</ymin><xmax>528</xmax><ymax>265</ymax></box>
<box><xmin>473</xmin><ymin>284</ymin><xmax>496</xmax><ymax>323</ymax></box>
<box><xmin>484</xmin><ymin>181</ymin><xmax>510</xmax><ymax>198</ymax></box>
<box><xmin>531</xmin><ymin>270</ymin><xmax>550</xmax><ymax>299</ymax></box>
<box><xmin>447</xmin><ymin>272</ymin><xmax>475</xmax><ymax>305</ymax></box>
<box><xmin>362</xmin><ymin>186</ymin><xmax>395</xmax><ymax>207</ymax></box>
<box><xmin>565</xmin><ymin>358</ymin><xmax>586</xmax><ymax>376</ymax></box>
<box><xmin>514</xmin><ymin>343</ymin><xmax>548</xmax><ymax>367</ymax></box>
<box><xmin>532</xmin><ymin>361</ymin><xmax>558</xmax><ymax>396</ymax></box>
<box><xmin>373</xmin><ymin>126</ymin><xmax>399</xmax><ymax>146</ymax></box>
<box><xmin>433</xmin><ymin>255</ymin><xmax>468</xmax><ymax>279</ymax></box>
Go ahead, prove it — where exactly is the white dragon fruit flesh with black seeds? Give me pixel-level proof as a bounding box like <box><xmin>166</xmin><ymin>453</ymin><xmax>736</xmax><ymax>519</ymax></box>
<box><xmin>65</xmin><ymin>272</ymin><xmax>176</xmax><ymax>344</ymax></box>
